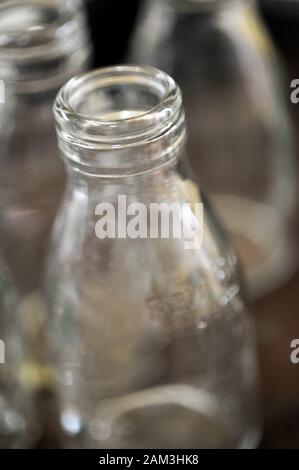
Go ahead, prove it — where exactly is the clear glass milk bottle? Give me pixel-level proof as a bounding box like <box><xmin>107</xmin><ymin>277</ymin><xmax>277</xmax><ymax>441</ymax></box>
<box><xmin>129</xmin><ymin>0</ymin><xmax>298</xmax><ymax>299</ymax></box>
<box><xmin>0</xmin><ymin>0</ymin><xmax>91</xmax><ymax>294</ymax></box>
<box><xmin>46</xmin><ymin>65</ymin><xmax>261</xmax><ymax>448</ymax></box>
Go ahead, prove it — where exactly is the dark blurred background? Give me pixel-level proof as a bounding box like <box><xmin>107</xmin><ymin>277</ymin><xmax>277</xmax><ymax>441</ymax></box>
<box><xmin>84</xmin><ymin>0</ymin><xmax>299</xmax><ymax>66</ymax></box>
<box><xmin>85</xmin><ymin>0</ymin><xmax>140</xmax><ymax>67</ymax></box>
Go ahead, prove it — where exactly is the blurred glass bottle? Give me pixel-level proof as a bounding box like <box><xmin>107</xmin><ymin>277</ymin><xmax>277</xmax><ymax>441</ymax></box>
<box><xmin>0</xmin><ymin>0</ymin><xmax>91</xmax><ymax>294</ymax></box>
<box><xmin>129</xmin><ymin>0</ymin><xmax>298</xmax><ymax>299</ymax></box>
<box><xmin>0</xmin><ymin>1</ymin><xmax>92</xmax><ymax>442</ymax></box>
<box><xmin>0</xmin><ymin>251</ymin><xmax>33</xmax><ymax>448</ymax></box>
<box><xmin>46</xmin><ymin>65</ymin><xmax>261</xmax><ymax>448</ymax></box>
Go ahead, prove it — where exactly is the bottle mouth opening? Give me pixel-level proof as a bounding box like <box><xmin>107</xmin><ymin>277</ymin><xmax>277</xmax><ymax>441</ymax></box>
<box><xmin>54</xmin><ymin>65</ymin><xmax>183</xmax><ymax>147</ymax></box>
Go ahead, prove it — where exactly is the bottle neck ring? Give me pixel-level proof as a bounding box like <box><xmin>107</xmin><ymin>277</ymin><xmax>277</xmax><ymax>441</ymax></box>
<box><xmin>54</xmin><ymin>65</ymin><xmax>186</xmax><ymax>177</ymax></box>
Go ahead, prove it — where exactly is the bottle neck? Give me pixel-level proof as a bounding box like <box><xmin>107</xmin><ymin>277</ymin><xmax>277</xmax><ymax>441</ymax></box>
<box><xmin>0</xmin><ymin>0</ymin><xmax>91</xmax><ymax>95</ymax></box>
<box><xmin>54</xmin><ymin>66</ymin><xmax>187</xmax><ymax>179</ymax></box>
<box><xmin>66</xmin><ymin>162</ymin><xmax>188</xmax><ymax>202</ymax></box>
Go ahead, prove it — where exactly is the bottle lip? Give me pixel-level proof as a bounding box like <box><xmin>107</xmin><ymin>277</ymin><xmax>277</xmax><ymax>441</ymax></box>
<box><xmin>54</xmin><ymin>65</ymin><xmax>184</xmax><ymax>149</ymax></box>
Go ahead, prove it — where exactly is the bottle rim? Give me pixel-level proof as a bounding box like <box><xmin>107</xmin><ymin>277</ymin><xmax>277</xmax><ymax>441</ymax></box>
<box><xmin>54</xmin><ymin>65</ymin><xmax>186</xmax><ymax>176</ymax></box>
<box><xmin>54</xmin><ymin>65</ymin><xmax>184</xmax><ymax>149</ymax></box>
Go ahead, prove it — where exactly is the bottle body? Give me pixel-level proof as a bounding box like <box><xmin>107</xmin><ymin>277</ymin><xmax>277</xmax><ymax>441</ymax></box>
<box><xmin>129</xmin><ymin>0</ymin><xmax>298</xmax><ymax>299</ymax></box>
<box><xmin>0</xmin><ymin>91</ymin><xmax>65</xmax><ymax>293</ymax></box>
<box><xmin>46</xmin><ymin>66</ymin><xmax>261</xmax><ymax>448</ymax></box>
<box><xmin>0</xmin><ymin>254</ymin><xmax>34</xmax><ymax>448</ymax></box>
<box><xmin>47</xmin><ymin>170</ymin><xmax>260</xmax><ymax>448</ymax></box>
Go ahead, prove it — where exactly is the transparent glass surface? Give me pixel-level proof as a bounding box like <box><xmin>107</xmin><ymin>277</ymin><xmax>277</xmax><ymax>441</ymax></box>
<box><xmin>0</xmin><ymin>0</ymin><xmax>91</xmax><ymax>293</ymax></box>
<box><xmin>46</xmin><ymin>65</ymin><xmax>262</xmax><ymax>448</ymax></box>
<box><xmin>129</xmin><ymin>0</ymin><xmax>298</xmax><ymax>299</ymax></box>
<box><xmin>0</xmin><ymin>0</ymin><xmax>91</xmax><ymax>445</ymax></box>
<box><xmin>0</xmin><ymin>252</ymin><xmax>34</xmax><ymax>448</ymax></box>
